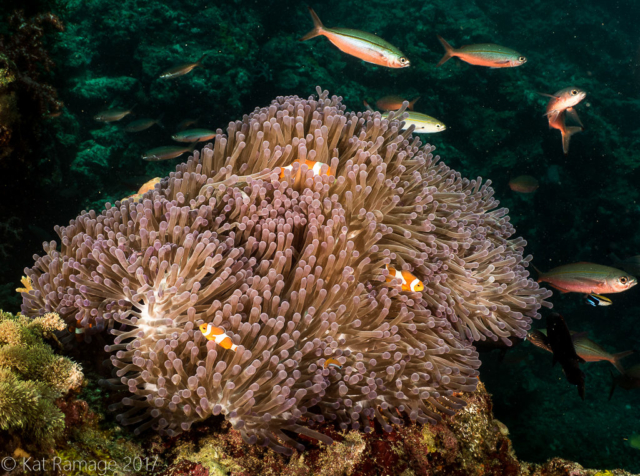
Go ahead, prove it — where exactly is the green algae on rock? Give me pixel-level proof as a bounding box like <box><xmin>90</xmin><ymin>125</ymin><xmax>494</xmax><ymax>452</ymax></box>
<box><xmin>0</xmin><ymin>311</ymin><xmax>83</xmax><ymax>451</ymax></box>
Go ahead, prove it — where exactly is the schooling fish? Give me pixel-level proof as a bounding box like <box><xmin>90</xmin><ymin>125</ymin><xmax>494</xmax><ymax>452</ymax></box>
<box><xmin>436</xmin><ymin>35</ymin><xmax>526</xmax><ymax>68</ymax></box>
<box><xmin>324</xmin><ymin>358</ymin><xmax>343</xmax><ymax>369</ymax></box>
<box><xmin>548</xmin><ymin>108</ymin><xmax>583</xmax><ymax>155</ymax></box>
<box><xmin>382</xmin><ymin>111</ymin><xmax>446</xmax><ymax>134</ymax></box>
<box><xmin>376</xmin><ymin>95</ymin><xmax>420</xmax><ymax>111</ymax></box>
<box><xmin>142</xmin><ymin>143</ymin><xmax>197</xmax><ymax>161</ymax></box>
<box><xmin>385</xmin><ymin>265</ymin><xmax>424</xmax><ymax>292</ymax></box>
<box><xmin>534</xmin><ymin>262</ymin><xmax>637</xmax><ymax>294</ymax></box>
<box><xmin>546</xmin><ymin>313</ymin><xmax>585</xmax><ymax>400</ymax></box>
<box><xmin>584</xmin><ymin>293</ymin><xmax>612</xmax><ymax>307</ymax></box>
<box><xmin>609</xmin><ymin>364</ymin><xmax>640</xmax><ymax>400</ymax></box>
<box><xmin>172</xmin><ymin>128</ymin><xmax>216</xmax><ymax>143</ymax></box>
<box><xmin>299</xmin><ymin>7</ymin><xmax>410</xmax><ymax>69</ymax></box>
<box><xmin>540</xmin><ymin>87</ymin><xmax>587</xmax><ymax>123</ymax></box>
<box><xmin>124</xmin><ymin>114</ymin><xmax>164</xmax><ymax>132</ymax></box>
<box><xmin>94</xmin><ymin>106</ymin><xmax>136</xmax><ymax>122</ymax></box>
<box><xmin>279</xmin><ymin>160</ymin><xmax>332</xmax><ymax>179</ymax></box>
<box><xmin>159</xmin><ymin>54</ymin><xmax>207</xmax><ymax>79</ymax></box>
<box><xmin>509</xmin><ymin>175</ymin><xmax>539</xmax><ymax>193</ymax></box>
<box><xmin>198</xmin><ymin>323</ymin><xmax>238</xmax><ymax>351</ymax></box>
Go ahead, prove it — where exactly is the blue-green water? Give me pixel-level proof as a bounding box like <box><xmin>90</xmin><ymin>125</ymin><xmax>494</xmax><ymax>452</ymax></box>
<box><xmin>1</xmin><ymin>0</ymin><xmax>639</xmax><ymax>471</ymax></box>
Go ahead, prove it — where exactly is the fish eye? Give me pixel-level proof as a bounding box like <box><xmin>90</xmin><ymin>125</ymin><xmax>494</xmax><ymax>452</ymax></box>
<box><xmin>436</xmin><ymin>124</ymin><xmax>442</xmax><ymax>129</ymax></box>
<box><xmin>571</xmin><ymin>89</ymin><xmax>578</xmax><ymax>95</ymax></box>
<box><xmin>620</xmin><ymin>276</ymin><xmax>628</xmax><ymax>284</ymax></box>
<box><xmin>518</xmin><ymin>56</ymin><xmax>526</xmax><ymax>63</ymax></box>
<box><xmin>400</xmin><ymin>57</ymin><xmax>408</xmax><ymax>64</ymax></box>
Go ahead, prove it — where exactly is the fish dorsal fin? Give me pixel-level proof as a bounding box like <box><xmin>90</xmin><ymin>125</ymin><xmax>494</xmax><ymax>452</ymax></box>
<box><xmin>537</xmin><ymin>92</ymin><xmax>559</xmax><ymax>99</ymax></box>
<box><xmin>571</xmin><ymin>331</ymin><xmax>588</xmax><ymax>341</ymax></box>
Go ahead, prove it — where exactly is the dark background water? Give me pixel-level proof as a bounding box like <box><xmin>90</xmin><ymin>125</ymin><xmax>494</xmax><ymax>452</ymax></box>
<box><xmin>1</xmin><ymin>0</ymin><xmax>639</xmax><ymax>471</ymax></box>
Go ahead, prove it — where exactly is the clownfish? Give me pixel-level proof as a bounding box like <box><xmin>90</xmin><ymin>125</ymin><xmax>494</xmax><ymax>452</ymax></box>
<box><xmin>279</xmin><ymin>160</ymin><xmax>331</xmax><ymax>179</ymax></box>
<box><xmin>199</xmin><ymin>323</ymin><xmax>238</xmax><ymax>351</ymax></box>
<box><xmin>385</xmin><ymin>265</ymin><xmax>424</xmax><ymax>292</ymax></box>
<box><xmin>324</xmin><ymin>358</ymin><xmax>343</xmax><ymax>370</ymax></box>
<box><xmin>584</xmin><ymin>293</ymin><xmax>612</xmax><ymax>307</ymax></box>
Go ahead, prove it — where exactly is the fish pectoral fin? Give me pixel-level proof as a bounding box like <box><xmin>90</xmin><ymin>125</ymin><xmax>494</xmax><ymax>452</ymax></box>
<box><xmin>543</xmin><ymin>110</ymin><xmax>560</xmax><ymax>123</ymax></box>
<box><xmin>566</xmin><ymin>107</ymin><xmax>584</xmax><ymax>128</ymax></box>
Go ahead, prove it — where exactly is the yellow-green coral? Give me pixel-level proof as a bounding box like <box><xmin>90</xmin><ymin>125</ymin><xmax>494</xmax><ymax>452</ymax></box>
<box><xmin>0</xmin><ymin>311</ymin><xmax>83</xmax><ymax>450</ymax></box>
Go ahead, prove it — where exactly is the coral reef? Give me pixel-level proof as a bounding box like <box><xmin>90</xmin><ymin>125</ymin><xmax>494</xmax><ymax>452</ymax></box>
<box><xmin>22</xmin><ymin>88</ymin><xmax>550</xmax><ymax>453</ymax></box>
<box><xmin>0</xmin><ymin>311</ymin><xmax>83</xmax><ymax>451</ymax></box>
<box><xmin>0</xmin><ymin>10</ymin><xmax>64</xmax><ymax>117</ymax></box>
<box><xmin>1</xmin><ymin>0</ymin><xmax>640</xmax><ymax>471</ymax></box>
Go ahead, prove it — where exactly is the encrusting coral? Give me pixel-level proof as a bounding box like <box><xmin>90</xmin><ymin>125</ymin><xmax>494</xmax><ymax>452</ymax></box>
<box><xmin>0</xmin><ymin>311</ymin><xmax>83</xmax><ymax>450</ymax></box>
<box><xmin>21</xmin><ymin>87</ymin><xmax>551</xmax><ymax>453</ymax></box>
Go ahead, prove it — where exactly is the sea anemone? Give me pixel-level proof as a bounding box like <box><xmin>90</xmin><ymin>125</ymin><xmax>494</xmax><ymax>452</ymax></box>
<box><xmin>21</xmin><ymin>87</ymin><xmax>551</xmax><ymax>453</ymax></box>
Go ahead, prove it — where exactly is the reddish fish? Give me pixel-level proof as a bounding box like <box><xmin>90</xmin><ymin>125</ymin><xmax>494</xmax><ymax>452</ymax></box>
<box><xmin>530</xmin><ymin>329</ymin><xmax>634</xmax><ymax>373</ymax></box>
<box><xmin>300</xmin><ymin>7</ymin><xmax>410</xmax><ymax>68</ymax></box>
<box><xmin>534</xmin><ymin>262</ymin><xmax>637</xmax><ymax>294</ymax></box>
<box><xmin>541</xmin><ymin>87</ymin><xmax>587</xmax><ymax>123</ymax></box>
<box><xmin>571</xmin><ymin>333</ymin><xmax>634</xmax><ymax>374</ymax></box>
<box><xmin>376</xmin><ymin>95</ymin><xmax>420</xmax><ymax>111</ymax></box>
<box><xmin>509</xmin><ymin>175</ymin><xmax>539</xmax><ymax>193</ymax></box>
<box><xmin>548</xmin><ymin>109</ymin><xmax>583</xmax><ymax>155</ymax></box>
<box><xmin>436</xmin><ymin>35</ymin><xmax>526</xmax><ymax>68</ymax></box>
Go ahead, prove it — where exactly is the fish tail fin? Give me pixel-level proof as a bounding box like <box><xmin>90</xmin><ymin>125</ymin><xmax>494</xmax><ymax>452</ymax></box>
<box><xmin>363</xmin><ymin>100</ymin><xmax>373</xmax><ymax>112</ymax></box>
<box><xmin>561</xmin><ymin>126</ymin><xmax>583</xmax><ymax>155</ymax></box>
<box><xmin>531</xmin><ymin>264</ymin><xmax>543</xmax><ymax>282</ymax></box>
<box><xmin>299</xmin><ymin>7</ymin><xmax>324</xmax><ymax>41</ymax></box>
<box><xmin>409</xmin><ymin>96</ymin><xmax>421</xmax><ymax>111</ymax></box>
<box><xmin>195</xmin><ymin>54</ymin><xmax>208</xmax><ymax>67</ymax></box>
<box><xmin>436</xmin><ymin>35</ymin><xmax>455</xmax><ymax>67</ymax></box>
<box><xmin>612</xmin><ymin>350</ymin><xmax>634</xmax><ymax>373</ymax></box>
<box><xmin>608</xmin><ymin>370</ymin><xmax>617</xmax><ymax>401</ymax></box>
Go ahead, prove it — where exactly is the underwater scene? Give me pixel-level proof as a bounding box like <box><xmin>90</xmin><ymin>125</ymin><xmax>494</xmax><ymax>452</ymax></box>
<box><xmin>1</xmin><ymin>0</ymin><xmax>640</xmax><ymax>474</ymax></box>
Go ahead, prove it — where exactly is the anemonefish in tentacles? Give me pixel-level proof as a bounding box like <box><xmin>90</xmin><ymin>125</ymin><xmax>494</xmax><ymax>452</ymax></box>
<box><xmin>385</xmin><ymin>265</ymin><xmax>424</xmax><ymax>292</ymax></box>
<box><xmin>324</xmin><ymin>358</ymin><xmax>343</xmax><ymax>369</ymax></box>
<box><xmin>199</xmin><ymin>323</ymin><xmax>238</xmax><ymax>351</ymax></box>
<box><xmin>279</xmin><ymin>160</ymin><xmax>331</xmax><ymax>179</ymax></box>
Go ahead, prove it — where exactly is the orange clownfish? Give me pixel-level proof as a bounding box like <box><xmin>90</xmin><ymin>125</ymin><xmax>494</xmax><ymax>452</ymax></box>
<box><xmin>385</xmin><ymin>265</ymin><xmax>424</xmax><ymax>292</ymax></box>
<box><xmin>279</xmin><ymin>160</ymin><xmax>331</xmax><ymax>179</ymax></box>
<box><xmin>199</xmin><ymin>323</ymin><xmax>238</xmax><ymax>351</ymax></box>
<box><xmin>324</xmin><ymin>358</ymin><xmax>343</xmax><ymax>370</ymax></box>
